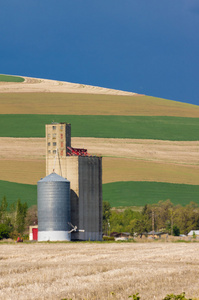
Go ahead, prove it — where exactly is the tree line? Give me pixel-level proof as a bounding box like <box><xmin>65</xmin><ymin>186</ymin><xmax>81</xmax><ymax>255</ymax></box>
<box><xmin>0</xmin><ymin>196</ymin><xmax>34</xmax><ymax>240</ymax></box>
<box><xmin>103</xmin><ymin>200</ymin><xmax>199</xmax><ymax>236</ymax></box>
<box><xmin>1</xmin><ymin>196</ymin><xmax>199</xmax><ymax>240</ymax></box>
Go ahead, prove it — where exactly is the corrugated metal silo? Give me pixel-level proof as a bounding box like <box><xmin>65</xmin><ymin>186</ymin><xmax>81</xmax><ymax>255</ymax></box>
<box><xmin>37</xmin><ymin>172</ymin><xmax>71</xmax><ymax>241</ymax></box>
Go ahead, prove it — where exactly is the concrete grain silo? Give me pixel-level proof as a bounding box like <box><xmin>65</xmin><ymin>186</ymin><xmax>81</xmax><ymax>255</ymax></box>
<box><xmin>37</xmin><ymin>172</ymin><xmax>71</xmax><ymax>241</ymax></box>
<box><xmin>45</xmin><ymin>122</ymin><xmax>103</xmax><ymax>241</ymax></box>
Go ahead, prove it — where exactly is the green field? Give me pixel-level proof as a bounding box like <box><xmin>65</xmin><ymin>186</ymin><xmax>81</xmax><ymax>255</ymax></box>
<box><xmin>103</xmin><ymin>181</ymin><xmax>199</xmax><ymax>207</ymax></box>
<box><xmin>0</xmin><ymin>74</ymin><xmax>24</xmax><ymax>82</ymax></box>
<box><xmin>0</xmin><ymin>180</ymin><xmax>37</xmax><ymax>208</ymax></box>
<box><xmin>0</xmin><ymin>115</ymin><xmax>199</xmax><ymax>140</ymax></box>
<box><xmin>1</xmin><ymin>180</ymin><xmax>199</xmax><ymax>209</ymax></box>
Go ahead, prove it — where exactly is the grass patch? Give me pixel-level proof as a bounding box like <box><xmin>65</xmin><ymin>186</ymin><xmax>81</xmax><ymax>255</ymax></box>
<box><xmin>173</xmin><ymin>240</ymin><xmax>191</xmax><ymax>243</ymax></box>
<box><xmin>0</xmin><ymin>180</ymin><xmax>37</xmax><ymax>208</ymax></box>
<box><xmin>0</xmin><ymin>115</ymin><xmax>199</xmax><ymax>140</ymax></box>
<box><xmin>1</xmin><ymin>180</ymin><xmax>199</xmax><ymax>209</ymax></box>
<box><xmin>103</xmin><ymin>181</ymin><xmax>199</xmax><ymax>207</ymax></box>
<box><xmin>0</xmin><ymin>74</ymin><xmax>24</xmax><ymax>82</ymax></box>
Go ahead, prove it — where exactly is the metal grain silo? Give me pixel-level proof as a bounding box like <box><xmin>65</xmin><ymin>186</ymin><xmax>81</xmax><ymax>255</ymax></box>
<box><xmin>37</xmin><ymin>172</ymin><xmax>71</xmax><ymax>241</ymax></box>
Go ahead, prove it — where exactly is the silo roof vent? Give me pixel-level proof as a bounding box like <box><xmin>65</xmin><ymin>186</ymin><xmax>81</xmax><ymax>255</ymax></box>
<box><xmin>38</xmin><ymin>172</ymin><xmax>69</xmax><ymax>183</ymax></box>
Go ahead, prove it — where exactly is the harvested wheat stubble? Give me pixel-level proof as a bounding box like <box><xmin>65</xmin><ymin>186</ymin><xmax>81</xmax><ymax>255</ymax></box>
<box><xmin>1</xmin><ymin>158</ymin><xmax>199</xmax><ymax>185</ymax></box>
<box><xmin>0</xmin><ymin>76</ymin><xmax>135</xmax><ymax>96</ymax></box>
<box><xmin>103</xmin><ymin>158</ymin><xmax>199</xmax><ymax>185</ymax></box>
<box><xmin>0</xmin><ymin>137</ymin><xmax>199</xmax><ymax>185</ymax></box>
<box><xmin>0</xmin><ymin>243</ymin><xmax>198</xmax><ymax>300</ymax></box>
<box><xmin>0</xmin><ymin>160</ymin><xmax>45</xmax><ymax>185</ymax></box>
<box><xmin>1</xmin><ymin>137</ymin><xmax>199</xmax><ymax>165</ymax></box>
<box><xmin>1</xmin><ymin>76</ymin><xmax>199</xmax><ymax>117</ymax></box>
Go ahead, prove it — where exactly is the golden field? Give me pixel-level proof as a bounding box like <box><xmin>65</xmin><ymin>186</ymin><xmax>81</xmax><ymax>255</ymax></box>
<box><xmin>0</xmin><ymin>138</ymin><xmax>199</xmax><ymax>185</ymax></box>
<box><xmin>0</xmin><ymin>76</ymin><xmax>199</xmax><ymax>187</ymax></box>
<box><xmin>0</xmin><ymin>77</ymin><xmax>199</xmax><ymax>117</ymax></box>
<box><xmin>0</xmin><ymin>92</ymin><xmax>199</xmax><ymax>116</ymax></box>
<box><xmin>0</xmin><ymin>242</ymin><xmax>199</xmax><ymax>300</ymax></box>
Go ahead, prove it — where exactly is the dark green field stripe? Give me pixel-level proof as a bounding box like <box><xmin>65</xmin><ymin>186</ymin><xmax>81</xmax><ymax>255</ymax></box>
<box><xmin>0</xmin><ymin>74</ymin><xmax>24</xmax><ymax>82</ymax></box>
<box><xmin>1</xmin><ymin>180</ymin><xmax>199</xmax><ymax>209</ymax></box>
<box><xmin>0</xmin><ymin>180</ymin><xmax>37</xmax><ymax>208</ymax></box>
<box><xmin>103</xmin><ymin>181</ymin><xmax>199</xmax><ymax>207</ymax></box>
<box><xmin>0</xmin><ymin>115</ymin><xmax>199</xmax><ymax>140</ymax></box>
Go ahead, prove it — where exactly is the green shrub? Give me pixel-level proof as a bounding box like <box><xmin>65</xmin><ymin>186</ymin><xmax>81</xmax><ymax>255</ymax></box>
<box><xmin>129</xmin><ymin>292</ymin><xmax>140</xmax><ymax>299</ymax></box>
<box><xmin>102</xmin><ymin>236</ymin><xmax>115</xmax><ymax>241</ymax></box>
<box><xmin>173</xmin><ymin>225</ymin><xmax>180</xmax><ymax>236</ymax></box>
<box><xmin>163</xmin><ymin>292</ymin><xmax>192</xmax><ymax>300</ymax></box>
<box><xmin>193</xmin><ymin>231</ymin><xmax>196</xmax><ymax>239</ymax></box>
<box><xmin>0</xmin><ymin>224</ymin><xmax>11</xmax><ymax>239</ymax></box>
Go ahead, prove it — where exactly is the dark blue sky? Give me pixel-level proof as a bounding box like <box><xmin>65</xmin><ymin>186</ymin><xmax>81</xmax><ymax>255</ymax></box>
<box><xmin>1</xmin><ymin>1</ymin><xmax>199</xmax><ymax>105</ymax></box>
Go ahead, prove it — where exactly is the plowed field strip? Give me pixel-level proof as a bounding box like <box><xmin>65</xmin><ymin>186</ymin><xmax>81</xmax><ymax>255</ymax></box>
<box><xmin>0</xmin><ymin>93</ymin><xmax>199</xmax><ymax>117</ymax></box>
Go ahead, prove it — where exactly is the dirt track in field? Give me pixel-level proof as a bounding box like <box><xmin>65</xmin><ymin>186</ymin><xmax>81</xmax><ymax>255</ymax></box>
<box><xmin>0</xmin><ymin>137</ymin><xmax>198</xmax><ymax>185</ymax></box>
<box><xmin>0</xmin><ymin>242</ymin><xmax>199</xmax><ymax>300</ymax></box>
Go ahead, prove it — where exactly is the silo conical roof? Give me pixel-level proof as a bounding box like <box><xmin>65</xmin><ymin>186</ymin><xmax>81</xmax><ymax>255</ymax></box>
<box><xmin>38</xmin><ymin>172</ymin><xmax>69</xmax><ymax>183</ymax></box>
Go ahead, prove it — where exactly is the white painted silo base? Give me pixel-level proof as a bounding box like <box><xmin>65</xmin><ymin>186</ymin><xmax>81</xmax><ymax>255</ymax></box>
<box><xmin>38</xmin><ymin>231</ymin><xmax>71</xmax><ymax>242</ymax></box>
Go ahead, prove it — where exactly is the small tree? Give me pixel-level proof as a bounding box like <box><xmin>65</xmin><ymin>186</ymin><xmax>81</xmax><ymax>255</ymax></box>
<box><xmin>192</xmin><ymin>231</ymin><xmax>196</xmax><ymax>239</ymax></box>
<box><xmin>132</xmin><ymin>216</ymin><xmax>151</xmax><ymax>236</ymax></box>
<box><xmin>0</xmin><ymin>196</ymin><xmax>8</xmax><ymax>223</ymax></box>
<box><xmin>25</xmin><ymin>205</ymin><xmax>38</xmax><ymax>226</ymax></box>
<box><xmin>0</xmin><ymin>224</ymin><xmax>11</xmax><ymax>239</ymax></box>
<box><xmin>103</xmin><ymin>201</ymin><xmax>111</xmax><ymax>235</ymax></box>
<box><xmin>15</xmin><ymin>199</ymin><xmax>28</xmax><ymax>235</ymax></box>
<box><xmin>173</xmin><ymin>225</ymin><xmax>180</xmax><ymax>236</ymax></box>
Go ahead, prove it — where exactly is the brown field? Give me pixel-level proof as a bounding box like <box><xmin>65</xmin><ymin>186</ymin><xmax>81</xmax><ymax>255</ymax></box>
<box><xmin>0</xmin><ymin>92</ymin><xmax>199</xmax><ymax>117</ymax></box>
<box><xmin>0</xmin><ymin>242</ymin><xmax>199</xmax><ymax>300</ymax></box>
<box><xmin>0</xmin><ymin>138</ymin><xmax>199</xmax><ymax>185</ymax></box>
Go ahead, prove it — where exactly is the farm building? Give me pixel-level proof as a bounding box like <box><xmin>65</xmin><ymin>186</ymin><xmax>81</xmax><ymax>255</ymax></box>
<box><xmin>29</xmin><ymin>225</ymin><xmax>38</xmax><ymax>241</ymax></box>
<box><xmin>39</xmin><ymin>122</ymin><xmax>103</xmax><ymax>241</ymax></box>
<box><xmin>188</xmin><ymin>230</ymin><xmax>199</xmax><ymax>236</ymax></box>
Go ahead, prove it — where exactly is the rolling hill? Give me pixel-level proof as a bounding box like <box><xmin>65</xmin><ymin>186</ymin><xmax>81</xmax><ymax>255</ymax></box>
<box><xmin>0</xmin><ymin>75</ymin><xmax>198</xmax><ymax>207</ymax></box>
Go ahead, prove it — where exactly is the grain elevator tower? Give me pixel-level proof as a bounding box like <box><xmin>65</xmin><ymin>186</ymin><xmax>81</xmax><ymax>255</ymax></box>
<box><xmin>46</xmin><ymin>122</ymin><xmax>102</xmax><ymax>241</ymax></box>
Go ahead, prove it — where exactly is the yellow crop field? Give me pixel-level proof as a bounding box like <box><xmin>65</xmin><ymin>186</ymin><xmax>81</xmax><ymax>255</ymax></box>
<box><xmin>0</xmin><ymin>160</ymin><xmax>45</xmax><ymax>185</ymax></box>
<box><xmin>0</xmin><ymin>157</ymin><xmax>199</xmax><ymax>186</ymax></box>
<box><xmin>1</xmin><ymin>76</ymin><xmax>199</xmax><ymax>190</ymax></box>
<box><xmin>103</xmin><ymin>157</ymin><xmax>199</xmax><ymax>185</ymax></box>
<box><xmin>0</xmin><ymin>92</ymin><xmax>199</xmax><ymax>116</ymax></box>
<box><xmin>0</xmin><ymin>138</ymin><xmax>198</xmax><ymax>185</ymax></box>
<box><xmin>0</xmin><ymin>242</ymin><xmax>199</xmax><ymax>300</ymax></box>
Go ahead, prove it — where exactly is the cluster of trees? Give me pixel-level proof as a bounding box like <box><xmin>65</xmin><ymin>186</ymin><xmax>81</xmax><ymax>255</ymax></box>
<box><xmin>1</xmin><ymin>196</ymin><xmax>199</xmax><ymax>240</ymax></box>
<box><xmin>103</xmin><ymin>200</ymin><xmax>199</xmax><ymax>236</ymax></box>
<box><xmin>0</xmin><ymin>196</ymin><xmax>29</xmax><ymax>239</ymax></box>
